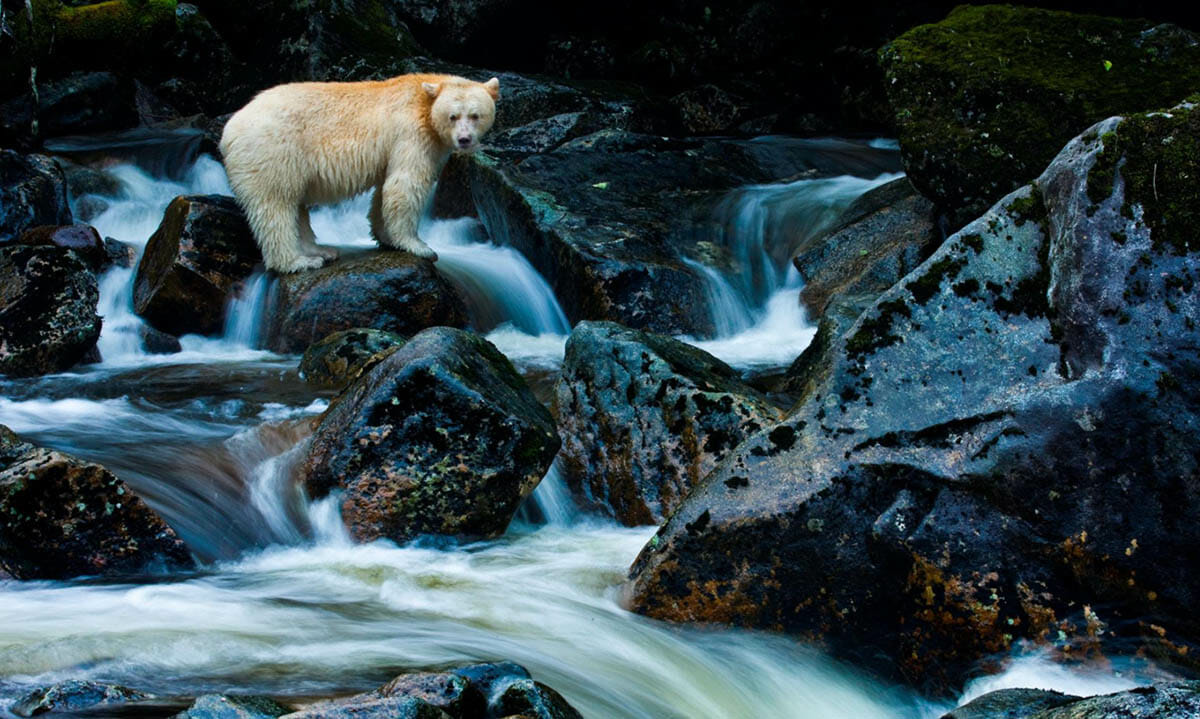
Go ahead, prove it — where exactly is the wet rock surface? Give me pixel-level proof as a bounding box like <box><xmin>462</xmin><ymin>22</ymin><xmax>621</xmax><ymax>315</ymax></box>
<box><xmin>299</xmin><ymin>329</ymin><xmax>408</xmax><ymax>390</ymax></box>
<box><xmin>943</xmin><ymin>682</ymin><xmax>1200</xmax><ymax>719</ymax></box>
<box><xmin>628</xmin><ymin>105</ymin><xmax>1200</xmax><ymax>691</ymax></box>
<box><xmin>15</xmin><ymin>224</ymin><xmax>107</xmax><ymax>269</ymax></box>
<box><xmin>881</xmin><ymin>5</ymin><xmax>1200</xmax><ymax>225</ymax></box>
<box><xmin>176</xmin><ymin>694</ymin><xmax>292</xmax><ymax>719</ymax></box>
<box><xmin>302</xmin><ymin>327</ymin><xmax>559</xmax><ymax>543</ymax></box>
<box><xmin>555</xmin><ymin>321</ymin><xmax>780</xmax><ymax>525</ymax></box>
<box><xmin>0</xmin><ymin>244</ymin><xmax>101</xmax><ymax>378</ymax></box>
<box><xmin>133</xmin><ymin>194</ymin><xmax>262</xmax><ymax>337</ymax></box>
<box><xmin>265</xmin><ymin>250</ymin><xmax>466</xmax><ymax>355</ymax></box>
<box><xmin>0</xmin><ymin>152</ymin><xmax>72</xmax><ymax>243</ymax></box>
<box><xmin>0</xmin><ymin>425</ymin><xmax>193</xmax><ymax>580</ymax></box>
<box><xmin>10</xmin><ymin>680</ymin><xmax>151</xmax><ymax>718</ymax></box>
<box><xmin>462</xmin><ymin>130</ymin><xmax>899</xmax><ymax>336</ymax></box>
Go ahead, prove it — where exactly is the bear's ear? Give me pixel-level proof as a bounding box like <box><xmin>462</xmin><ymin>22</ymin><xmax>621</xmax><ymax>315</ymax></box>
<box><xmin>483</xmin><ymin>77</ymin><xmax>500</xmax><ymax>100</ymax></box>
<box><xmin>422</xmin><ymin>82</ymin><xmax>441</xmax><ymax>99</ymax></box>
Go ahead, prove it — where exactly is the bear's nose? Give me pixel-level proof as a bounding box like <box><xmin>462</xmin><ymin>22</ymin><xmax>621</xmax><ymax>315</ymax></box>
<box><xmin>457</xmin><ymin>137</ymin><xmax>472</xmax><ymax>148</ymax></box>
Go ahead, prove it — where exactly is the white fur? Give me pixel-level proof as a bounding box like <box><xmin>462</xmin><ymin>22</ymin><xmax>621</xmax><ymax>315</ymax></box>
<box><xmin>219</xmin><ymin>73</ymin><xmax>499</xmax><ymax>273</ymax></box>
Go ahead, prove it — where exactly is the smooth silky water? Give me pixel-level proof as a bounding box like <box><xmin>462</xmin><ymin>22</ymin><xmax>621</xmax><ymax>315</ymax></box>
<box><xmin>0</xmin><ymin>136</ymin><xmax>1149</xmax><ymax>717</ymax></box>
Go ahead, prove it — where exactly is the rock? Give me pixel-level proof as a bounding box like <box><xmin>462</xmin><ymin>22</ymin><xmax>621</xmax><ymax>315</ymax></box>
<box><xmin>16</xmin><ymin>224</ymin><xmax>106</xmax><ymax>268</ymax></box>
<box><xmin>668</xmin><ymin>84</ymin><xmax>746</xmax><ymax>135</ymax></box>
<box><xmin>463</xmin><ymin>130</ymin><xmax>899</xmax><ymax>336</ymax></box>
<box><xmin>0</xmin><ymin>151</ymin><xmax>72</xmax><ymax>243</ymax></box>
<box><xmin>555</xmin><ymin>321</ymin><xmax>780</xmax><ymax>525</ymax></box>
<box><xmin>299</xmin><ymin>329</ymin><xmax>408</xmax><ymax>389</ymax></box>
<box><xmin>0</xmin><ymin>72</ymin><xmax>137</xmax><ymax>148</ymax></box>
<box><xmin>265</xmin><ymin>250</ymin><xmax>467</xmax><ymax>354</ymax></box>
<box><xmin>175</xmin><ymin>695</ymin><xmax>292</xmax><ymax>719</ymax></box>
<box><xmin>449</xmin><ymin>662</ymin><xmax>532</xmax><ymax>700</ymax></box>
<box><xmin>302</xmin><ymin>327</ymin><xmax>559</xmax><ymax>543</ymax></box>
<box><xmin>282</xmin><ymin>697</ymin><xmax>449</xmax><ymax>719</ymax></box>
<box><xmin>627</xmin><ymin>103</ymin><xmax>1200</xmax><ymax>691</ymax></box>
<box><xmin>10</xmin><ymin>680</ymin><xmax>150</xmax><ymax>718</ymax></box>
<box><xmin>0</xmin><ymin>245</ymin><xmax>101</xmax><ymax>378</ymax></box>
<box><xmin>940</xmin><ymin>688</ymin><xmax>1080</xmax><ymax>719</ymax></box>
<box><xmin>943</xmin><ymin>683</ymin><xmax>1200</xmax><ymax>719</ymax></box>
<box><xmin>140</xmin><ymin>325</ymin><xmax>183</xmax><ymax>355</ymax></box>
<box><xmin>104</xmin><ymin>237</ymin><xmax>138</xmax><ymax>269</ymax></box>
<box><xmin>377</xmin><ymin>672</ymin><xmax>484</xmax><ymax>718</ymax></box>
<box><xmin>793</xmin><ymin>177</ymin><xmax>939</xmax><ymax>318</ymax></box>
<box><xmin>880</xmin><ymin>5</ymin><xmax>1200</xmax><ymax>225</ymax></box>
<box><xmin>0</xmin><ymin>425</ymin><xmax>194</xmax><ymax>579</ymax></box>
<box><xmin>493</xmin><ymin>680</ymin><xmax>582</xmax><ymax>719</ymax></box>
<box><xmin>133</xmin><ymin>194</ymin><xmax>262</xmax><ymax>337</ymax></box>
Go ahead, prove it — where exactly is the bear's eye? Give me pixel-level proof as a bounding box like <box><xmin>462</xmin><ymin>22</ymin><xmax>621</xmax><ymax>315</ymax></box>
<box><xmin>470</xmin><ymin>113</ymin><xmax>479</xmax><ymax>121</ymax></box>
<box><xmin>449</xmin><ymin>114</ymin><xmax>459</xmax><ymax>122</ymax></box>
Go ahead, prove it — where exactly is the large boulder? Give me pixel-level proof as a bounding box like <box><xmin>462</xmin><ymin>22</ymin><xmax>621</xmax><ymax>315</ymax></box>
<box><xmin>0</xmin><ymin>425</ymin><xmax>194</xmax><ymax>579</ymax></box>
<box><xmin>301</xmin><ymin>327</ymin><xmax>559</xmax><ymax>543</ymax></box>
<box><xmin>942</xmin><ymin>683</ymin><xmax>1200</xmax><ymax>719</ymax></box>
<box><xmin>627</xmin><ymin>104</ymin><xmax>1200</xmax><ymax>691</ymax></box>
<box><xmin>0</xmin><ymin>151</ymin><xmax>72</xmax><ymax>243</ymax></box>
<box><xmin>555</xmin><ymin>321</ymin><xmax>780</xmax><ymax>525</ymax></box>
<box><xmin>463</xmin><ymin>130</ymin><xmax>899</xmax><ymax>336</ymax></box>
<box><xmin>265</xmin><ymin>251</ymin><xmax>467</xmax><ymax>354</ymax></box>
<box><xmin>0</xmin><ymin>244</ymin><xmax>101</xmax><ymax>378</ymax></box>
<box><xmin>133</xmin><ymin>194</ymin><xmax>262</xmax><ymax>337</ymax></box>
<box><xmin>880</xmin><ymin>5</ymin><xmax>1200</xmax><ymax>225</ymax></box>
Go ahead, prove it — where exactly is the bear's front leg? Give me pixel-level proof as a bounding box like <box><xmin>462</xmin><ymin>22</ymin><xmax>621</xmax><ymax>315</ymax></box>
<box><xmin>378</xmin><ymin>165</ymin><xmax>438</xmax><ymax>261</ymax></box>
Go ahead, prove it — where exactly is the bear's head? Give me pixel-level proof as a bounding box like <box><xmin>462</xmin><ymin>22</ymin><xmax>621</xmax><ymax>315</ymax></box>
<box><xmin>425</xmin><ymin>77</ymin><xmax>500</xmax><ymax>154</ymax></box>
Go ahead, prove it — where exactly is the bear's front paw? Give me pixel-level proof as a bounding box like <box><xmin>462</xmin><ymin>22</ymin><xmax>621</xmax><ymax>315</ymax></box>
<box><xmin>396</xmin><ymin>237</ymin><xmax>438</xmax><ymax>262</ymax></box>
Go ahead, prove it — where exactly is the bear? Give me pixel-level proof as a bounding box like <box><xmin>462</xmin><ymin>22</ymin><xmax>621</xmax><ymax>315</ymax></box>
<box><xmin>219</xmin><ymin>73</ymin><xmax>500</xmax><ymax>274</ymax></box>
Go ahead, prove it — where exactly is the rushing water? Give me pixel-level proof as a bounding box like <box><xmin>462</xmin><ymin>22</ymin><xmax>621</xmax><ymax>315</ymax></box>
<box><xmin>0</xmin><ymin>135</ymin><xmax>1151</xmax><ymax>717</ymax></box>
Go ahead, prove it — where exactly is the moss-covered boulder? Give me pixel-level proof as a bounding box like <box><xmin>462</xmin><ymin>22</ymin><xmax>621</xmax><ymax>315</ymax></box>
<box><xmin>0</xmin><ymin>425</ymin><xmax>194</xmax><ymax>579</ymax></box>
<box><xmin>627</xmin><ymin>103</ymin><xmax>1200</xmax><ymax>691</ymax></box>
<box><xmin>299</xmin><ymin>328</ymin><xmax>408</xmax><ymax>390</ymax></box>
<box><xmin>880</xmin><ymin>5</ymin><xmax>1200</xmax><ymax>225</ymax></box>
<box><xmin>301</xmin><ymin>327</ymin><xmax>560</xmax><ymax>543</ymax></box>
<box><xmin>133</xmin><ymin>194</ymin><xmax>262</xmax><ymax>337</ymax></box>
<box><xmin>555</xmin><ymin>321</ymin><xmax>780</xmax><ymax>526</ymax></box>
<box><xmin>0</xmin><ymin>244</ymin><xmax>101</xmax><ymax>378</ymax></box>
<box><xmin>265</xmin><ymin>250</ymin><xmax>466</xmax><ymax>354</ymax></box>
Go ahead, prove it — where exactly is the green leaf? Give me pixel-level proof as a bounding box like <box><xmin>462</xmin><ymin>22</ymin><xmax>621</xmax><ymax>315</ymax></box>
<box><xmin>1103</xmin><ymin>59</ymin><xmax>1113</xmax><ymax>71</ymax></box>
<box><xmin>591</xmin><ymin>181</ymin><xmax>609</xmax><ymax>190</ymax></box>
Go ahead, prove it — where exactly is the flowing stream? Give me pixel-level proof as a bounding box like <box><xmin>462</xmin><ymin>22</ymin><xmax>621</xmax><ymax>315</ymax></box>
<box><xmin>0</xmin><ymin>134</ymin><xmax>1149</xmax><ymax>717</ymax></box>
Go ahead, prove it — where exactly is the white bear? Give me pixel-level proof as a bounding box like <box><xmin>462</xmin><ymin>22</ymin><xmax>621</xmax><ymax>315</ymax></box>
<box><xmin>219</xmin><ymin>73</ymin><xmax>499</xmax><ymax>273</ymax></box>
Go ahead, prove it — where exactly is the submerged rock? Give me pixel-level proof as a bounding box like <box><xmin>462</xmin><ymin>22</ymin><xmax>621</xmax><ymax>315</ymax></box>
<box><xmin>0</xmin><ymin>244</ymin><xmax>101</xmax><ymax>378</ymax></box>
<box><xmin>555</xmin><ymin>321</ymin><xmax>780</xmax><ymax>525</ymax></box>
<box><xmin>880</xmin><ymin>5</ymin><xmax>1200</xmax><ymax>224</ymax></box>
<box><xmin>265</xmin><ymin>251</ymin><xmax>466</xmax><ymax>354</ymax></box>
<box><xmin>10</xmin><ymin>680</ymin><xmax>150</xmax><ymax>718</ymax></box>
<box><xmin>301</xmin><ymin>327</ymin><xmax>559</xmax><ymax>543</ymax></box>
<box><xmin>133</xmin><ymin>194</ymin><xmax>262</xmax><ymax>337</ymax></box>
<box><xmin>0</xmin><ymin>151</ymin><xmax>72</xmax><ymax>243</ymax></box>
<box><xmin>627</xmin><ymin>104</ymin><xmax>1200</xmax><ymax>691</ymax></box>
<box><xmin>175</xmin><ymin>694</ymin><xmax>292</xmax><ymax>719</ymax></box>
<box><xmin>0</xmin><ymin>425</ymin><xmax>194</xmax><ymax>579</ymax></box>
<box><xmin>299</xmin><ymin>329</ymin><xmax>408</xmax><ymax>389</ymax></box>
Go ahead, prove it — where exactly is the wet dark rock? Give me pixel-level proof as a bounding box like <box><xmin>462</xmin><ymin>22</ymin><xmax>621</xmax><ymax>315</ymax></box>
<box><xmin>302</xmin><ymin>327</ymin><xmax>559</xmax><ymax>543</ymax></box>
<box><xmin>140</xmin><ymin>325</ymin><xmax>183</xmax><ymax>355</ymax></box>
<box><xmin>282</xmin><ymin>697</ymin><xmax>449</xmax><ymax>719</ymax></box>
<box><xmin>0</xmin><ymin>244</ymin><xmax>101</xmax><ymax>378</ymax></box>
<box><xmin>628</xmin><ymin>105</ymin><xmax>1200</xmax><ymax>692</ymax></box>
<box><xmin>668</xmin><ymin>85</ymin><xmax>746</xmax><ymax>135</ymax></box>
<box><xmin>0</xmin><ymin>151</ymin><xmax>72</xmax><ymax>244</ymax></box>
<box><xmin>449</xmin><ymin>662</ymin><xmax>531</xmax><ymax>702</ymax></box>
<box><xmin>0</xmin><ymin>425</ymin><xmax>193</xmax><ymax>580</ymax></box>
<box><xmin>0</xmin><ymin>72</ymin><xmax>137</xmax><ymax>148</ymax></box>
<box><xmin>104</xmin><ymin>238</ymin><xmax>139</xmax><ymax>269</ymax></box>
<box><xmin>377</xmin><ymin>672</ymin><xmax>484</xmax><ymax>718</ymax></box>
<box><xmin>299</xmin><ymin>329</ymin><xmax>407</xmax><ymax>390</ymax></box>
<box><xmin>940</xmin><ymin>688</ymin><xmax>1080</xmax><ymax>719</ymax></box>
<box><xmin>133</xmin><ymin>194</ymin><xmax>261</xmax><ymax>337</ymax></box>
<box><xmin>10</xmin><ymin>680</ymin><xmax>151</xmax><ymax>718</ymax></box>
<box><xmin>175</xmin><ymin>695</ymin><xmax>292</xmax><ymax>719</ymax></box>
<box><xmin>62</xmin><ymin>161</ymin><xmax>124</xmax><ymax>199</ymax></box>
<box><xmin>461</xmin><ymin>130</ymin><xmax>899</xmax><ymax>336</ymax></box>
<box><xmin>16</xmin><ymin>224</ymin><xmax>106</xmax><ymax>268</ymax></box>
<box><xmin>265</xmin><ymin>251</ymin><xmax>466</xmax><ymax>354</ymax></box>
<box><xmin>555</xmin><ymin>321</ymin><xmax>780</xmax><ymax>526</ymax></box>
<box><xmin>880</xmin><ymin>5</ymin><xmax>1200</xmax><ymax>225</ymax></box>
<box><xmin>793</xmin><ymin>177</ymin><xmax>939</xmax><ymax>319</ymax></box>
<box><xmin>493</xmin><ymin>680</ymin><xmax>581</xmax><ymax>719</ymax></box>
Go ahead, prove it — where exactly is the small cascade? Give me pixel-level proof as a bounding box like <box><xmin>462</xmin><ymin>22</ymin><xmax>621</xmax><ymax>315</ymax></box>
<box><xmin>46</xmin><ymin>127</ymin><xmax>209</xmax><ymax>180</ymax></box>
<box><xmin>517</xmin><ymin>458</ymin><xmax>580</xmax><ymax>527</ymax></box>
<box><xmin>222</xmin><ymin>272</ymin><xmax>273</xmax><ymax>348</ymax></box>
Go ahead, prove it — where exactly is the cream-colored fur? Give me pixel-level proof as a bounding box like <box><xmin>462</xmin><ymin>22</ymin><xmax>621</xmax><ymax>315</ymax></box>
<box><xmin>219</xmin><ymin>73</ymin><xmax>499</xmax><ymax>273</ymax></box>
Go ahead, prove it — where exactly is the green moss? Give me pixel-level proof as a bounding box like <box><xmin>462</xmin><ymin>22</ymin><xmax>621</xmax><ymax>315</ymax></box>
<box><xmin>1086</xmin><ymin>103</ymin><xmax>1200</xmax><ymax>255</ymax></box>
<box><xmin>906</xmin><ymin>256</ymin><xmax>966</xmax><ymax>305</ymax></box>
<box><xmin>846</xmin><ymin>298</ymin><xmax>912</xmax><ymax>359</ymax></box>
<box><xmin>1005</xmin><ymin>186</ymin><xmax>1047</xmax><ymax>229</ymax></box>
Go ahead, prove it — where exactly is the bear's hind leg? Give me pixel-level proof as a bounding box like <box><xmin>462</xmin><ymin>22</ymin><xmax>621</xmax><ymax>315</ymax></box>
<box><xmin>298</xmin><ymin>206</ymin><xmax>339</xmax><ymax>263</ymax></box>
<box><xmin>244</xmin><ymin>199</ymin><xmax>323</xmax><ymax>274</ymax></box>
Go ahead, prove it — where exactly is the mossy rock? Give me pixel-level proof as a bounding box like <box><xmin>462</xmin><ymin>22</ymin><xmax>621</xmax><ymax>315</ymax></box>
<box><xmin>880</xmin><ymin>5</ymin><xmax>1200</xmax><ymax>225</ymax></box>
<box><xmin>299</xmin><ymin>328</ymin><xmax>408</xmax><ymax>390</ymax></box>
